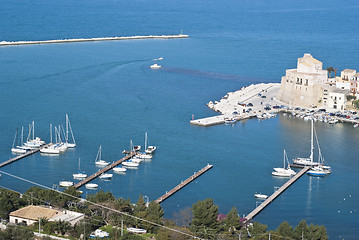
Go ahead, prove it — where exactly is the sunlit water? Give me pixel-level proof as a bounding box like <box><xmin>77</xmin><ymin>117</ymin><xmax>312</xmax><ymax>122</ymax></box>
<box><xmin>1</xmin><ymin>0</ymin><xmax>359</xmax><ymax>238</ymax></box>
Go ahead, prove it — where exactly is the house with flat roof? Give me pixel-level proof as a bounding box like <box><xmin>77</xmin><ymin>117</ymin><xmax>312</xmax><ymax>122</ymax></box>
<box><xmin>9</xmin><ymin>205</ymin><xmax>84</xmax><ymax>226</ymax></box>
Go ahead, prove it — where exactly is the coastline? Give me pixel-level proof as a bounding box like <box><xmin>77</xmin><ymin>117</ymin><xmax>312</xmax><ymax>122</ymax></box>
<box><xmin>0</xmin><ymin>34</ymin><xmax>189</xmax><ymax>46</ymax></box>
<box><xmin>191</xmin><ymin>83</ymin><xmax>359</xmax><ymax>126</ymax></box>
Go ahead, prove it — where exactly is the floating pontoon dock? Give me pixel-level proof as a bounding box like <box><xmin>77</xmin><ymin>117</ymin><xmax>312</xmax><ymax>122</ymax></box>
<box><xmin>244</xmin><ymin>166</ymin><xmax>310</xmax><ymax>222</ymax></box>
<box><xmin>73</xmin><ymin>152</ymin><xmax>135</xmax><ymax>189</ymax></box>
<box><xmin>155</xmin><ymin>164</ymin><xmax>213</xmax><ymax>203</ymax></box>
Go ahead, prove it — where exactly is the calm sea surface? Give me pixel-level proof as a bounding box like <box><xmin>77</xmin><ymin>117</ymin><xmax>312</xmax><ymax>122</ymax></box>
<box><xmin>1</xmin><ymin>0</ymin><xmax>359</xmax><ymax>238</ymax></box>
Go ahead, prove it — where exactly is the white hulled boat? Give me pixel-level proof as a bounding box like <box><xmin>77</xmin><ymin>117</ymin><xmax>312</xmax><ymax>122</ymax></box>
<box><xmin>73</xmin><ymin>158</ymin><xmax>87</xmax><ymax>179</ymax></box>
<box><xmin>272</xmin><ymin>150</ymin><xmax>296</xmax><ymax>177</ymax></box>
<box><xmin>254</xmin><ymin>193</ymin><xmax>268</xmax><ymax>199</ymax></box>
<box><xmin>95</xmin><ymin>145</ymin><xmax>110</xmax><ymax>166</ymax></box>
<box><xmin>122</xmin><ymin>160</ymin><xmax>139</xmax><ymax>167</ymax></box>
<box><xmin>11</xmin><ymin>128</ymin><xmax>27</xmax><ymax>154</ymax></box>
<box><xmin>144</xmin><ymin>132</ymin><xmax>156</xmax><ymax>154</ymax></box>
<box><xmin>150</xmin><ymin>57</ymin><xmax>163</xmax><ymax>69</ymax></box>
<box><xmin>307</xmin><ymin>133</ymin><xmax>331</xmax><ymax>176</ymax></box>
<box><xmin>113</xmin><ymin>167</ymin><xmax>127</xmax><ymax>173</ymax></box>
<box><xmin>40</xmin><ymin>124</ymin><xmax>61</xmax><ymax>154</ymax></box>
<box><xmin>59</xmin><ymin>181</ymin><xmax>74</xmax><ymax>187</ymax></box>
<box><xmin>65</xmin><ymin>114</ymin><xmax>76</xmax><ymax>148</ymax></box>
<box><xmin>99</xmin><ymin>173</ymin><xmax>113</xmax><ymax>179</ymax></box>
<box><xmin>24</xmin><ymin>121</ymin><xmax>45</xmax><ymax>148</ymax></box>
<box><xmin>293</xmin><ymin>120</ymin><xmax>320</xmax><ymax>167</ymax></box>
<box><xmin>86</xmin><ymin>183</ymin><xmax>98</xmax><ymax>189</ymax></box>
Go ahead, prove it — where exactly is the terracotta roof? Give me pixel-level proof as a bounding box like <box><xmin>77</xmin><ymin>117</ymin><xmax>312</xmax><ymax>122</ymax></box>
<box><xmin>9</xmin><ymin>205</ymin><xmax>64</xmax><ymax>221</ymax></box>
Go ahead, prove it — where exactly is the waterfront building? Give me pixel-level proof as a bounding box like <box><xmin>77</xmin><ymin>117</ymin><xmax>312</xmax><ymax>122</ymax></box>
<box><xmin>350</xmin><ymin>73</ymin><xmax>359</xmax><ymax>96</ymax></box>
<box><xmin>336</xmin><ymin>69</ymin><xmax>356</xmax><ymax>90</ymax></box>
<box><xmin>327</xmin><ymin>89</ymin><xmax>349</xmax><ymax>111</ymax></box>
<box><xmin>9</xmin><ymin>205</ymin><xmax>84</xmax><ymax>226</ymax></box>
<box><xmin>276</xmin><ymin>53</ymin><xmax>328</xmax><ymax>108</ymax></box>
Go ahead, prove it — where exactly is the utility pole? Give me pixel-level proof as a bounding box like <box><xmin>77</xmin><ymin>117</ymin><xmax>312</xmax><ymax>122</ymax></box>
<box><xmin>121</xmin><ymin>217</ymin><xmax>123</xmax><ymax>236</ymax></box>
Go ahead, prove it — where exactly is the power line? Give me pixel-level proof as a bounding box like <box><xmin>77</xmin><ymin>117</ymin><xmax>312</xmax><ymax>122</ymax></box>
<box><xmin>0</xmin><ymin>169</ymin><xmax>203</xmax><ymax>239</ymax></box>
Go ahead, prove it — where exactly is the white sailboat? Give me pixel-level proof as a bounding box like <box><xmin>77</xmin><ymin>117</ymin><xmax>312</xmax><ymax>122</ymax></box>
<box><xmin>307</xmin><ymin>128</ymin><xmax>331</xmax><ymax>176</ymax></box>
<box><xmin>292</xmin><ymin>120</ymin><xmax>320</xmax><ymax>167</ymax></box>
<box><xmin>65</xmin><ymin>114</ymin><xmax>76</xmax><ymax>148</ymax></box>
<box><xmin>122</xmin><ymin>160</ymin><xmax>139</xmax><ymax>167</ymax></box>
<box><xmin>73</xmin><ymin>158</ymin><xmax>87</xmax><ymax>179</ymax></box>
<box><xmin>11</xmin><ymin>129</ymin><xmax>27</xmax><ymax>154</ymax></box>
<box><xmin>144</xmin><ymin>132</ymin><xmax>156</xmax><ymax>154</ymax></box>
<box><xmin>272</xmin><ymin>150</ymin><xmax>296</xmax><ymax>177</ymax></box>
<box><xmin>95</xmin><ymin>145</ymin><xmax>110</xmax><ymax>166</ymax></box>
<box><xmin>40</xmin><ymin>124</ymin><xmax>61</xmax><ymax>154</ymax></box>
<box><xmin>24</xmin><ymin>121</ymin><xmax>45</xmax><ymax>148</ymax></box>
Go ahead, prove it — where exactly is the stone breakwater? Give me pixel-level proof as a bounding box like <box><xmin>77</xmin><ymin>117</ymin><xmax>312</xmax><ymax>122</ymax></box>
<box><xmin>0</xmin><ymin>34</ymin><xmax>189</xmax><ymax>46</ymax></box>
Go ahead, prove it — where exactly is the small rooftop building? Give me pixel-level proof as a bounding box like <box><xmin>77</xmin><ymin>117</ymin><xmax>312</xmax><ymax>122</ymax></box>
<box><xmin>9</xmin><ymin>205</ymin><xmax>84</xmax><ymax>226</ymax></box>
<box><xmin>327</xmin><ymin>89</ymin><xmax>349</xmax><ymax>111</ymax></box>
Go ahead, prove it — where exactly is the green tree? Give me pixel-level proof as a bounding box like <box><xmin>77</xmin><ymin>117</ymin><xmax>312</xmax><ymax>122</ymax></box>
<box><xmin>224</xmin><ymin>207</ymin><xmax>240</xmax><ymax>233</ymax></box>
<box><xmin>293</xmin><ymin>220</ymin><xmax>309</xmax><ymax>239</ymax></box>
<box><xmin>248</xmin><ymin>222</ymin><xmax>267</xmax><ymax>237</ymax></box>
<box><xmin>326</xmin><ymin>67</ymin><xmax>334</xmax><ymax>78</ymax></box>
<box><xmin>0</xmin><ymin>225</ymin><xmax>34</xmax><ymax>240</ymax></box>
<box><xmin>144</xmin><ymin>201</ymin><xmax>164</xmax><ymax>233</ymax></box>
<box><xmin>0</xmin><ymin>189</ymin><xmax>26</xmax><ymax>219</ymax></box>
<box><xmin>190</xmin><ymin>198</ymin><xmax>219</xmax><ymax>239</ymax></box>
<box><xmin>275</xmin><ymin>221</ymin><xmax>293</xmax><ymax>238</ymax></box>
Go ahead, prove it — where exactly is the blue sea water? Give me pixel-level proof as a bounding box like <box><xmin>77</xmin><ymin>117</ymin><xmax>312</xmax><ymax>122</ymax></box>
<box><xmin>0</xmin><ymin>0</ymin><xmax>359</xmax><ymax>238</ymax></box>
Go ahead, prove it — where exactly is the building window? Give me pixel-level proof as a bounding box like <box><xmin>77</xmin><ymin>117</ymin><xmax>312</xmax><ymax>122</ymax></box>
<box><xmin>15</xmin><ymin>219</ymin><xmax>18</xmax><ymax>223</ymax></box>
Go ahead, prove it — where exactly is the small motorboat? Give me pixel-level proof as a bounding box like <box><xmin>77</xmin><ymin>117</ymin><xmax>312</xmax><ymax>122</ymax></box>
<box><xmin>145</xmin><ymin>146</ymin><xmax>156</xmax><ymax>154</ymax></box>
<box><xmin>99</xmin><ymin>173</ymin><xmax>113</xmax><ymax>179</ymax></box>
<box><xmin>11</xmin><ymin>147</ymin><xmax>27</xmax><ymax>154</ymax></box>
<box><xmin>113</xmin><ymin>167</ymin><xmax>127</xmax><ymax>173</ymax></box>
<box><xmin>150</xmin><ymin>63</ymin><xmax>161</xmax><ymax>69</ymax></box>
<box><xmin>86</xmin><ymin>183</ymin><xmax>98</xmax><ymax>189</ymax></box>
<box><xmin>59</xmin><ymin>181</ymin><xmax>74</xmax><ymax>187</ymax></box>
<box><xmin>122</xmin><ymin>161</ymin><xmax>139</xmax><ymax>167</ymax></box>
<box><xmin>254</xmin><ymin>193</ymin><xmax>268</xmax><ymax>199</ymax></box>
<box><xmin>137</xmin><ymin>152</ymin><xmax>153</xmax><ymax>159</ymax></box>
<box><xmin>353</xmin><ymin>123</ymin><xmax>359</xmax><ymax>128</ymax></box>
<box><xmin>133</xmin><ymin>145</ymin><xmax>141</xmax><ymax>151</ymax></box>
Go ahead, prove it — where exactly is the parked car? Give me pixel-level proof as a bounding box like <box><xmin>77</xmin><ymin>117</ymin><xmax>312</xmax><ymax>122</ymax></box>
<box><xmin>264</xmin><ymin>107</ymin><xmax>271</xmax><ymax>110</ymax></box>
<box><xmin>261</xmin><ymin>95</ymin><xmax>266</xmax><ymax>98</ymax></box>
<box><xmin>247</xmin><ymin>103</ymin><xmax>253</xmax><ymax>107</ymax></box>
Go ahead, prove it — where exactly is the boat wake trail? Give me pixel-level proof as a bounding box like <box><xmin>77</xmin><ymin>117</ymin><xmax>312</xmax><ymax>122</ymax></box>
<box><xmin>0</xmin><ymin>59</ymin><xmax>150</xmax><ymax>86</ymax></box>
<box><xmin>161</xmin><ymin>66</ymin><xmax>274</xmax><ymax>83</ymax></box>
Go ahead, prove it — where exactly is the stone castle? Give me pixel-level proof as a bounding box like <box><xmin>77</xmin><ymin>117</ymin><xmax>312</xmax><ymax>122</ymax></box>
<box><xmin>276</xmin><ymin>53</ymin><xmax>328</xmax><ymax>108</ymax></box>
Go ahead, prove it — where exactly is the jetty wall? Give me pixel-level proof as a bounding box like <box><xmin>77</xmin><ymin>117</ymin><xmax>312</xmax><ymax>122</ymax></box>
<box><xmin>0</xmin><ymin>34</ymin><xmax>189</xmax><ymax>46</ymax></box>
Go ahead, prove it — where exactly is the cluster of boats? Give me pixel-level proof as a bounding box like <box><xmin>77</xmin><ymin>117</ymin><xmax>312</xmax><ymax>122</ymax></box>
<box><xmin>256</xmin><ymin>120</ymin><xmax>332</xmax><ymax>200</ymax></box>
<box><xmin>11</xmin><ymin>121</ymin><xmax>47</xmax><ymax>154</ymax></box>
<box><xmin>40</xmin><ymin>114</ymin><xmax>76</xmax><ymax>154</ymax></box>
<box><xmin>60</xmin><ymin>133</ymin><xmax>156</xmax><ymax>189</ymax></box>
<box><xmin>257</xmin><ymin>112</ymin><xmax>277</xmax><ymax>120</ymax></box>
<box><xmin>10</xmin><ymin>115</ymin><xmax>76</xmax><ymax>155</ymax></box>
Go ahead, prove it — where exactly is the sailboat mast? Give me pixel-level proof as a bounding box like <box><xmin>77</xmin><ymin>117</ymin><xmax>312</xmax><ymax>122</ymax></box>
<box><xmin>310</xmin><ymin>120</ymin><xmax>314</xmax><ymax>163</ymax></box>
<box><xmin>145</xmin><ymin>132</ymin><xmax>147</xmax><ymax>151</ymax></box>
<box><xmin>21</xmin><ymin>126</ymin><xmax>24</xmax><ymax>146</ymax></box>
<box><xmin>12</xmin><ymin>130</ymin><xmax>17</xmax><ymax>148</ymax></box>
<box><xmin>50</xmin><ymin>124</ymin><xmax>53</xmax><ymax>144</ymax></box>
<box><xmin>66</xmin><ymin>114</ymin><xmax>69</xmax><ymax>143</ymax></box>
<box><xmin>32</xmin><ymin>121</ymin><xmax>35</xmax><ymax>140</ymax></box>
<box><xmin>283</xmin><ymin>149</ymin><xmax>286</xmax><ymax>168</ymax></box>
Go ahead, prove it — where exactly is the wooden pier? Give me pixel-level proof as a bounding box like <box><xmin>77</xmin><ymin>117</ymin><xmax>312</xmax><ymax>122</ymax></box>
<box><xmin>244</xmin><ymin>166</ymin><xmax>310</xmax><ymax>222</ymax></box>
<box><xmin>0</xmin><ymin>146</ymin><xmax>49</xmax><ymax>168</ymax></box>
<box><xmin>73</xmin><ymin>152</ymin><xmax>135</xmax><ymax>189</ymax></box>
<box><xmin>155</xmin><ymin>164</ymin><xmax>213</xmax><ymax>204</ymax></box>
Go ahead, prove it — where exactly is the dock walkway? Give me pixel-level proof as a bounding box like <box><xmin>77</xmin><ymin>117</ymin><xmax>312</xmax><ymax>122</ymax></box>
<box><xmin>155</xmin><ymin>164</ymin><xmax>213</xmax><ymax>203</ymax></box>
<box><xmin>244</xmin><ymin>166</ymin><xmax>310</xmax><ymax>222</ymax></box>
<box><xmin>0</xmin><ymin>145</ymin><xmax>51</xmax><ymax>168</ymax></box>
<box><xmin>73</xmin><ymin>152</ymin><xmax>135</xmax><ymax>189</ymax></box>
